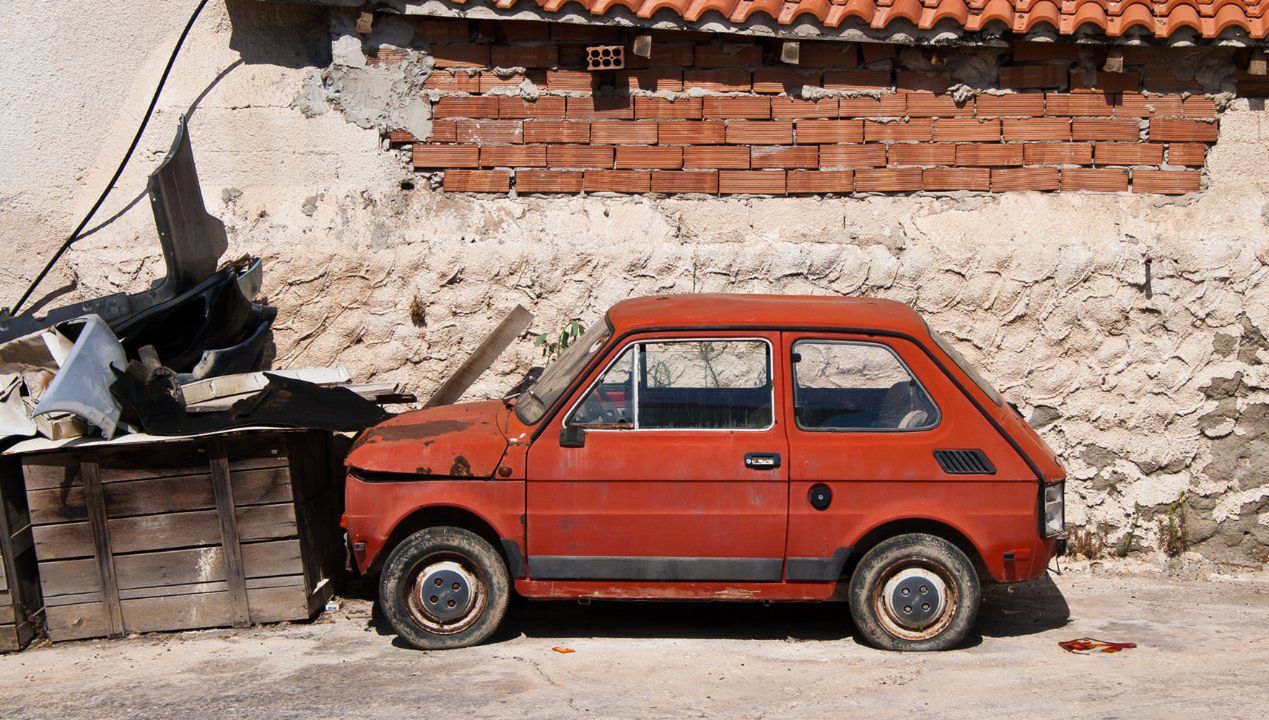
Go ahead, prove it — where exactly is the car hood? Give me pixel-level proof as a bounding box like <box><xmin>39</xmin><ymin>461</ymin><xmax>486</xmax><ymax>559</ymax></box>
<box><xmin>345</xmin><ymin>399</ymin><xmax>510</xmax><ymax>478</ymax></box>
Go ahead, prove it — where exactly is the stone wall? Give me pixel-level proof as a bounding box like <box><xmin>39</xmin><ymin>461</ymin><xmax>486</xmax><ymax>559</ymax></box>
<box><xmin>0</xmin><ymin>0</ymin><xmax>1265</xmax><ymax>564</ymax></box>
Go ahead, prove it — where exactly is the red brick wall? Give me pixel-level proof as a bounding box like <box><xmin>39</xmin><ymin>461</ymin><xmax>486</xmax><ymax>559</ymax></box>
<box><xmin>392</xmin><ymin>20</ymin><xmax>1222</xmax><ymax>196</ymax></box>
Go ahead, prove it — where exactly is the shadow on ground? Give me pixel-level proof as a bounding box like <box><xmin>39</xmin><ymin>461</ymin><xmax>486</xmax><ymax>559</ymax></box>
<box><xmin>352</xmin><ymin>572</ymin><xmax>1070</xmax><ymax>649</ymax></box>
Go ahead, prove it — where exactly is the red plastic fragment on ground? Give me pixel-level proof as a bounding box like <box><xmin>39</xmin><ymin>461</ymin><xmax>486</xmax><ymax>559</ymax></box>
<box><xmin>1058</xmin><ymin>638</ymin><xmax>1137</xmax><ymax>654</ymax></box>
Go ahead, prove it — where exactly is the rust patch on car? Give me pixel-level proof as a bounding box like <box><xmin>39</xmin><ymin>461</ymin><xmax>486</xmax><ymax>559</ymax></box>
<box><xmin>349</xmin><ymin>419</ymin><xmax>473</xmax><ymax>452</ymax></box>
<box><xmin>449</xmin><ymin>455</ymin><xmax>473</xmax><ymax>477</ymax></box>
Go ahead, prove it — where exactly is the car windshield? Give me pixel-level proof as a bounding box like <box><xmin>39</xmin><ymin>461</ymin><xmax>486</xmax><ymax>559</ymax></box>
<box><xmin>515</xmin><ymin>319</ymin><xmax>612</xmax><ymax>424</ymax></box>
<box><xmin>926</xmin><ymin>325</ymin><xmax>1003</xmax><ymax>406</ymax></box>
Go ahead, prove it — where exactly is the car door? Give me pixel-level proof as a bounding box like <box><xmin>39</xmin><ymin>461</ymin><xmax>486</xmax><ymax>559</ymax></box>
<box><xmin>525</xmin><ymin>331</ymin><xmax>790</xmax><ymax>582</ymax></box>
<box><xmin>781</xmin><ymin>332</ymin><xmax>1037</xmax><ymax>582</ymax></box>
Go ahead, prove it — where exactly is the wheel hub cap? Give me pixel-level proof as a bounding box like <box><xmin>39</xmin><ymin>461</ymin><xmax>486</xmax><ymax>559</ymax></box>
<box><xmin>416</xmin><ymin>561</ymin><xmax>476</xmax><ymax>623</ymax></box>
<box><xmin>882</xmin><ymin>568</ymin><xmax>947</xmax><ymax>630</ymax></box>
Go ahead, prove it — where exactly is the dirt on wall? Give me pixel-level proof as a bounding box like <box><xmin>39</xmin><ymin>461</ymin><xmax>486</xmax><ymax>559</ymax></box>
<box><xmin>1</xmin><ymin>1</ymin><xmax>1266</xmax><ymax>565</ymax></box>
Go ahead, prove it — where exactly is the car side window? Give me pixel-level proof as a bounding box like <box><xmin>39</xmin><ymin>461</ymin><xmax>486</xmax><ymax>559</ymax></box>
<box><xmin>570</xmin><ymin>347</ymin><xmax>635</xmax><ymax>429</ymax></box>
<box><xmin>640</xmin><ymin>340</ymin><xmax>771</xmax><ymax>430</ymax></box>
<box><xmin>569</xmin><ymin>339</ymin><xmax>773</xmax><ymax>430</ymax></box>
<box><xmin>792</xmin><ymin>340</ymin><xmax>939</xmax><ymax>431</ymax></box>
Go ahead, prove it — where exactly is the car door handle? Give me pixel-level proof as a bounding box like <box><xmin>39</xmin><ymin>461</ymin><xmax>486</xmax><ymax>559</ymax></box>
<box><xmin>744</xmin><ymin>452</ymin><xmax>781</xmax><ymax>469</ymax></box>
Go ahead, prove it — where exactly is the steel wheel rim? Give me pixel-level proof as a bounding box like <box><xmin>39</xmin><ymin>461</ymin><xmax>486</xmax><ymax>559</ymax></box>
<box><xmin>404</xmin><ymin>553</ymin><xmax>488</xmax><ymax>635</ymax></box>
<box><xmin>869</xmin><ymin>557</ymin><xmax>959</xmax><ymax>642</ymax></box>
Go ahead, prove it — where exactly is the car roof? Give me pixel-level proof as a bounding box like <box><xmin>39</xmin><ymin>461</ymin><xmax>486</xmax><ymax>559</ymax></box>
<box><xmin>606</xmin><ymin>294</ymin><xmax>930</xmax><ymax>337</ymax></box>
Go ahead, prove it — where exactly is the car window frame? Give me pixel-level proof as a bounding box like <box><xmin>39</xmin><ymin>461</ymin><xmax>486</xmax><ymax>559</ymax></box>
<box><xmin>790</xmin><ymin>338</ymin><xmax>942</xmax><ymax>434</ymax></box>
<box><xmin>564</xmin><ymin>335</ymin><xmax>777</xmax><ymax>433</ymax></box>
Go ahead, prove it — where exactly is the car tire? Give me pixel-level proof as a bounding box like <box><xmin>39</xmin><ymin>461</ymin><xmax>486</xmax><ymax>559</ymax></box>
<box><xmin>847</xmin><ymin>533</ymin><xmax>980</xmax><ymax>652</ymax></box>
<box><xmin>379</xmin><ymin>527</ymin><xmax>510</xmax><ymax>650</ymax></box>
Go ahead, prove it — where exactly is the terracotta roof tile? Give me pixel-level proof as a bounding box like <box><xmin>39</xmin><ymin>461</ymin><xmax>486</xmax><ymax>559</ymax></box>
<box><xmin>434</xmin><ymin>0</ymin><xmax>1267</xmax><ymax>38</ymax></box>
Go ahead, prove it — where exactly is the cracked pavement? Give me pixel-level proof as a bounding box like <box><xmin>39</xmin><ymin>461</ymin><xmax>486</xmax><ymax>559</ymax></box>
<box><xmin>1</xmin><ymin>567</ymin><xmax>1265</xmax><ymax>719</ymax></box>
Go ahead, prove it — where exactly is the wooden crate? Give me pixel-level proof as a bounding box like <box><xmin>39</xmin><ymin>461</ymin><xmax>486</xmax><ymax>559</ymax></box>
<box><xmin>20</xmin><ymin>430</ymin><xmax>341</xmax><ymax>642</ymax></box>
<box><xmin>0</xmin><ymin>457</ymin><xmax>42</xmax><ymax>651</ymax></box>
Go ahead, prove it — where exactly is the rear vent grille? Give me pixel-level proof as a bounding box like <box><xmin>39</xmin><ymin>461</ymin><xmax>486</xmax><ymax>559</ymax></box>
<box><xmin>934</xmin><ymin>449</ymin><xmax>996</xmax><ymax>475</ymax></box>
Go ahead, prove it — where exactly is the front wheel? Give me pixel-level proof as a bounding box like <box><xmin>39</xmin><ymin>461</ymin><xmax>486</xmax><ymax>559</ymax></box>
<box><xmin>847</xmin><ymin>533</ymin><xmax>981</xmax><ymax>651</ymax></box>
<box><xmin>379</xmin><ymin>527</ymin><xmax>510</xmax><ymax>650</ymax></box>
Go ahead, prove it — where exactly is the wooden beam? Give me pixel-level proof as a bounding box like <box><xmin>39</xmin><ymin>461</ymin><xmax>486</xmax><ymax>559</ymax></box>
<box><xmin>81</xmin><ymin>459</ymin><xmax>125</xmax><ymax>637</ymax></box>
<box><xmin>209</xmin><ymin>440</ymin><xmax>251</xmax><ymax>629</ymax></box>
<box><xmin>424</xmin><ymin>305</ymin><xmax>534</xmax><ymax>408</ymax></box>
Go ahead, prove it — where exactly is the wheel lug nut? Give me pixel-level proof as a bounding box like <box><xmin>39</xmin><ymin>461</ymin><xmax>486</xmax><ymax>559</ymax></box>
<box><xmin>453</xmin><ymin>582</ymin><xmax>461</xmax><ymax>590</ymax></box>
<box><xmin>922</xmin><ymin>603</ymin><xmax>930</xmax><ymax>611</ymax></box>
<box><xmin>904</xmin><ymin>606</ymin><xmax>912</xmax><ymax>613</ymax></box>
<box><xmin>901</xmin><ymin>588</ymin><xmax>910</xmax><ymax>596</ymax></box>
<box><xmin>429</xmin><ymin>595</ymin><xmax>438</xmax><ymax>603</ymax></box>
<box><xmin>447</xmin><ymin>600</ymin><xmax>456</xmax><ymax>608</ymax></box>
<box><xmin>434</xmin><ymin>578</ymin><xmax>443</xmax><ymax>586</ymax></box>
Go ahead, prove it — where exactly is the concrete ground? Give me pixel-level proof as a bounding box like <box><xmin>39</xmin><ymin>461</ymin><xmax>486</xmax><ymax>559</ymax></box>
<box><xmin>1</xmin><ymin>565</ymin><xmax>1266</xmax><ymax>720</ymax></box>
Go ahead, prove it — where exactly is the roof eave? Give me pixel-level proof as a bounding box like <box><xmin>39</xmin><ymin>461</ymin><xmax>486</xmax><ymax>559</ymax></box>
<box><xmin>257</xmin><ymin>0</ymin><xmax>1268</xmax><ymax>47</ymax></box>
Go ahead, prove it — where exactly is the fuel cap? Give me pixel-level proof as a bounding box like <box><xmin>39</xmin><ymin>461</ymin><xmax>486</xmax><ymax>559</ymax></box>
<box><xmin>808</xmin><ymin>483</ymin><xmax>832</xmax><ymax>511</ymax></box>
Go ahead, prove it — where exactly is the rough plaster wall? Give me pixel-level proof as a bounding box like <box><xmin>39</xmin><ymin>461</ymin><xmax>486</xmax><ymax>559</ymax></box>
<box><xmin>0</xmin><ymin>1</ymin><xmax>1266</xmax><ymax>564</ymax></box>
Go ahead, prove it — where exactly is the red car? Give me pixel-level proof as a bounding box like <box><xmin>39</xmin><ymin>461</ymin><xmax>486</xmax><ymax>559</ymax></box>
<box><xmin>343</xmin><ymin>295</ymin><xmax>1066</xmax><ymax>651</ymax></box>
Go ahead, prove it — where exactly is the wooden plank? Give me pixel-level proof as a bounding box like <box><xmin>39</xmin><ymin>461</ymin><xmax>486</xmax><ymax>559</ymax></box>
<box><xmin>45</xmin><ymin>597</ymin><xmax>113</xmax><ymax>642</ymax></box>
<box><xmin>81</xmin><ymin>460</ymin><xmax>124</xmax><ymax>637</ymax></box>
<box><xmin>246</xmin><ymin>579</ymin><xmax>311</xmax><ymax>624</ymax></box>
<box><xmin>26</xmin><ymin>482</ymin><xmax>88</xmax><ymax>525</ymax></box>
<box><xmin>0</xmin><ymin>624</ymin><xmax>21</xmax><ymax>653</ymax></box>
<box><xmin>27</xmin><ymin>467</ymin><xmax>291</xmax><ymax>525</ymax></box>
<box><xmin>97</xmin><ymin>442</ymin><xmax>210</xmax><ymax>484</ymax></box>
<box><xmin>41</xmin><ymin>543</ymin><xmax>304</xmax><ymax>599</ymax></box>
<box><xmin>1</xmin><ymin>458</ymin><xmax>31</xmax><ymax>537</ymax></box>
<box><xmin>50</xmin><ymin>580</ymin><xmax>312</xmax><ymax>640</ymax></box>
<box><xmin>223</xmin><ymin>433</ymin><xmax>291</xmax><ymax>469</ymax></box>
<box><xmin>33</xmin><ymin>503</ymin><xmax>298</xmax><ymax>560</ymax></box>
<box><xmin>242</xmin><ymin>539</ymin><xmax>304</xmax><ymax>579</ymax></box>
<box><xmin>121</xmin><ymin>591</ymin><xmax>233</xmax><ymax>634</ymax></box>
<box><xmin>425</xmin><ymin>304</ymin><xmax>533</xmax><ymax>407</ymax></box>
<box><xmin>43</xmin><ymin>590</ymin><xmax>104</xmax><ymax>607</ymax></box>
<box><xmin>40</xmin><ymin>539</ymin><xmax>304</xmax><ymax>598</ymax></box>
<box><xmin>209</xmin><ymin>439</ymin><xmax>250</xmax><ymax>628</ymax></box>
<box><xmin>19</xmin><ymin>453</ymin><xmax>78</xmax><ymax>491</ymax></box>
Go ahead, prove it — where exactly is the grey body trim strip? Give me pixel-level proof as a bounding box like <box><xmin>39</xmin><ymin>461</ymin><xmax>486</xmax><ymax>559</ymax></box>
<box><xmin>500</xmin><ymin>538</ymin><xmax>527</xmax><ymax>579</ymax></box>
<box><xmin>784</xmin><ymin>547</ymin><xmax>854</xmax><ymax>582</ymax></box>
<box><xmin>529</xmin><ymin>556</ymin><xmax>784</xmax><ymax>582</ymax></box>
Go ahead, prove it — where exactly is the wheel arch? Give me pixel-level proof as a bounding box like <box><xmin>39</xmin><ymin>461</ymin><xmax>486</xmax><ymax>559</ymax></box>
<box><xmin>370</xmin><ymin>504</ymin><xmax>512</xmax><ymax>577</ymax></box>
<box><xmin>845</xmin><ymin>517</ymin><xmax>990</xmax><ymax>583</ymax></box>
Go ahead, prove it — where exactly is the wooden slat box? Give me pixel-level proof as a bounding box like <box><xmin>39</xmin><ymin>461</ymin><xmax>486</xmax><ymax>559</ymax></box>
<box><xmin>0</xmin><ymin>457</ymin><xmax>42</xmax><ymax>651</ymax></box>
<box><xmin>19</xmin><ymin>429</ymin><xmax>340</xmax><ymax>642</ymax></box>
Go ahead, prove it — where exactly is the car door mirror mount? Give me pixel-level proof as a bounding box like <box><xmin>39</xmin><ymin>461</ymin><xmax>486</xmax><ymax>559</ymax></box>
<box><xmin>559</xmin><ymin>424</ymin><xmax>587</xmax><ymax>448</ymax></box>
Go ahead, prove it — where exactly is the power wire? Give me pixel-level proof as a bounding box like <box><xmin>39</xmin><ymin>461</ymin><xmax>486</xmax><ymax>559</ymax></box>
<box><xmin>7</xmin><ymin>0</ymin><xmax>211</xmax><ymax>316</ymax></box>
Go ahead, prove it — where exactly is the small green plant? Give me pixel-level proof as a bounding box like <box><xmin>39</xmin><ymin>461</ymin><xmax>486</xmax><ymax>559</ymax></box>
<box><xmin>1115</xmin><ymin>505</ymin><xmax>1143</xmax><ymax>558</ymax></box>
<box><xmin>1156</xmin><ymin>493</ymin><xmax>1188</xmax><ymax>557</ymax></box>
<box><xmin>534</xmin><ymin>319</ymin><xmax>585</xmax><ymax>362</ymax></box>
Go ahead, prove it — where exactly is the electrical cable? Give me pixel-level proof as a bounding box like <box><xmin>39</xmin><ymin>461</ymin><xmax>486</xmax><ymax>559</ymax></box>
<box><xmin>7</xmin><ymin>0</ymin><xmax>210</xmax><ymax>316</ymax></box>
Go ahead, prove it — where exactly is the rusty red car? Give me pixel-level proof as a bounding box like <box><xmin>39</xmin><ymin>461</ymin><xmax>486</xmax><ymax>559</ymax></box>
<box><xmin>343</xmin><ymin>295</ymin><xmax>1066</xmax><ymax>651</ymax></box>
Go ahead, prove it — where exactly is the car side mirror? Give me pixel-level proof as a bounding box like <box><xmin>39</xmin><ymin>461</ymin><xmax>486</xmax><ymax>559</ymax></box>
<box><xmin>559</xmin><ymin>425</ymin><xmax>586</xmax><ymax>448</ymax></box>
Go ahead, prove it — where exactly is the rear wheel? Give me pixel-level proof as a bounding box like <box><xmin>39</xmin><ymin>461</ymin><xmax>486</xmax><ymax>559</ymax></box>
<box><xmin>848</xmin><ymin>533</ymin><xmax>980</xmax><ymax>651</ymax></box>
<box><xmin>379</xmin><ymin>527</ymin><xmax>509</xmax><ymax>650</ymax></box>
